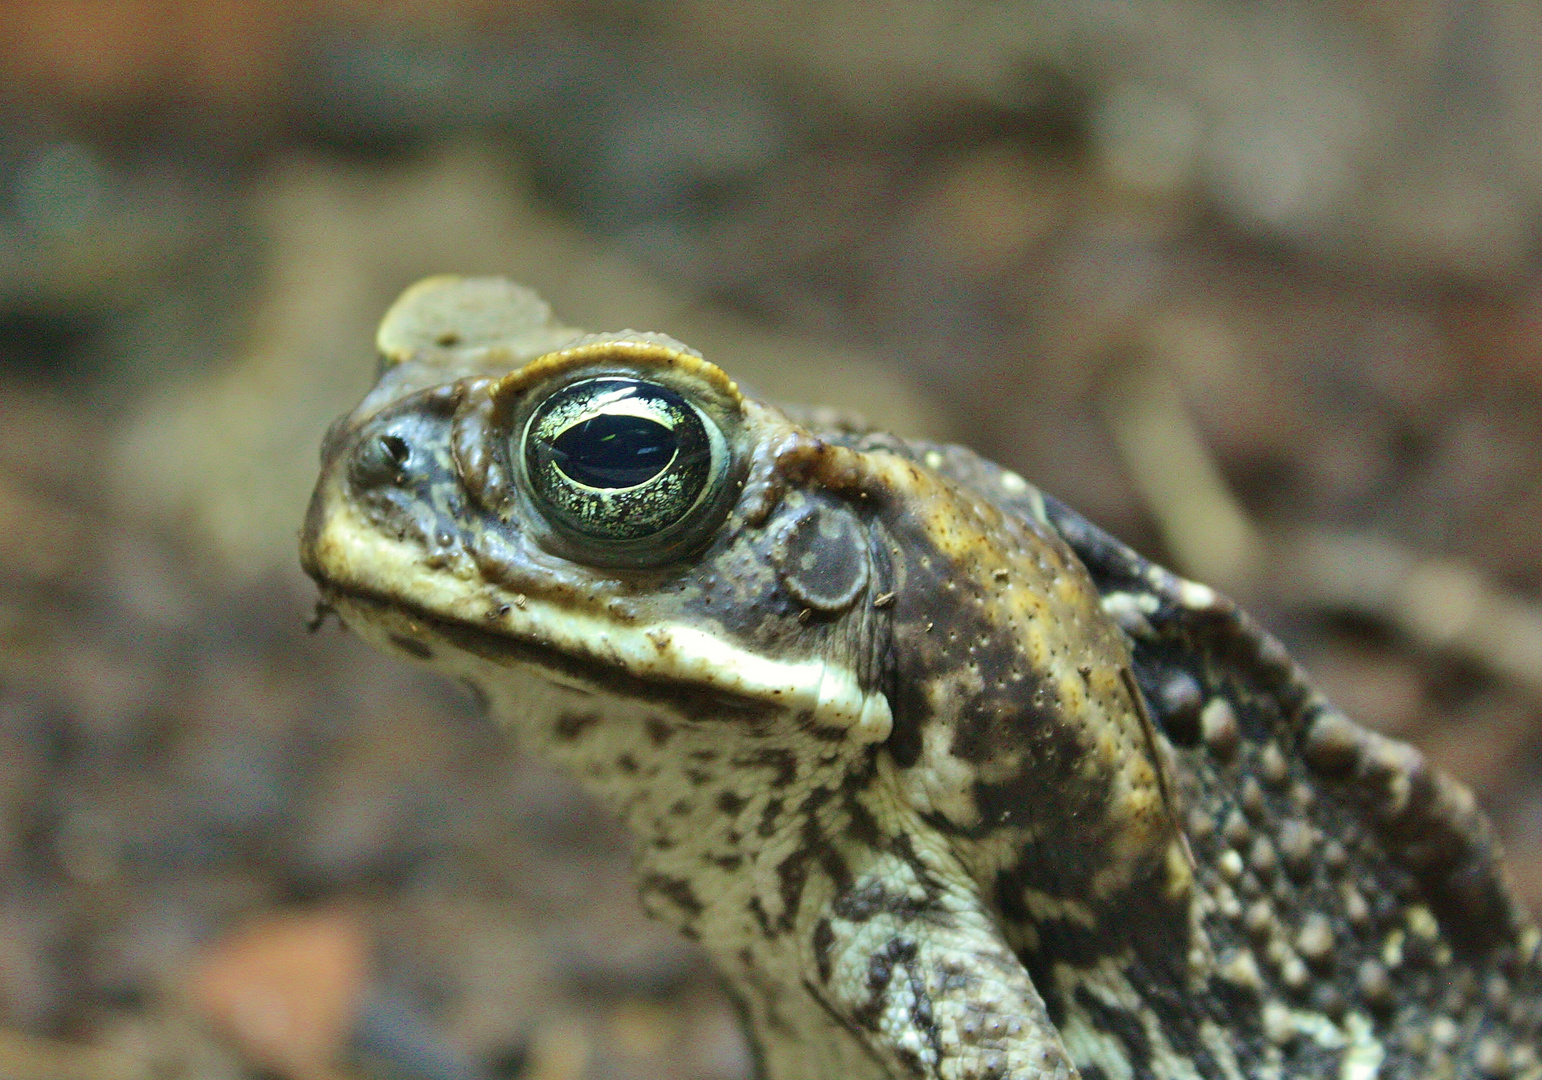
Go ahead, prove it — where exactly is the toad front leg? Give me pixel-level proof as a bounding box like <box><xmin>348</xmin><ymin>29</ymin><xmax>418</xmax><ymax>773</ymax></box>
<box><xmin>797</xmin><ymin>851</ymin><xmax>1077</xmax><ymax>1080</ymax></box>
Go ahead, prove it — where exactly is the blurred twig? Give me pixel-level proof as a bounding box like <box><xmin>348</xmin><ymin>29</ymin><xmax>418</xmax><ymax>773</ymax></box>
<box><xmin>1102</xmin><ymin>357</ymin><xmax>1542</xmax><ymax>701</ymax></box>
<box><xmin>1286</xmin><ymin>531</ymin><xmax>1542</xmax><ymax>698</ymax></box>
<box><xmin>1101</xmin><ymin>360</ymin><xmax>1263</xmax><ymax>592</ymax></box>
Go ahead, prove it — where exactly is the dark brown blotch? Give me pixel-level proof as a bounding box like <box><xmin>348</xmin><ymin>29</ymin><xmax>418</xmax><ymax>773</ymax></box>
<box><xmin>949</xmin><ymin>683</ymin><xmax>1062</xmax><ymax>764</ymax></box>
<box><xmin>813</xmin><ymin>918</ymin><xmax>835</xmax><ymax>983</ymax></box>
<box><xmin>1072</xmin><ymin>986</ymin><xmax>1153</xmax><ymax>1070</ymax></box>
<box><xmin>772</xmin><ymin>817</ymin><xmax>832</xmax><ymax>932</ymax></box>
<box><xmin>645</xmin><ymin>717</ymin><xmax>674</xmax><ymax>746</ymax></box>
<box><xmin>389</xmin><ymin>634</ymin><xmax>433</xmax><ymax>659</ymax></box>
<box><xmin>968</xmin><ymin>722</ymin><xmax>1098</xmax><ymax>844</ymax></box>
<box><xmin>638</xmin><ymin>872</ymin><xmax>704</xmax><ymax>919</ymax></box>
<box><xmin>832</xmin><ymin>878</ymin><xmax>930</xmax><ymax>924</ymax></box>
<box><xmin>553</xmin><ymin>711</ymin><xmax>599</xmax><ymax>741</ymax></box>
<box><xmin>747</xmin><ymin>896</ymin><xmax>774</xmax><ymax>937</ymax></box>
<box><xmin>758</xmin><ymin>798</ymin><xmax>785</xmax><ymax>837</ymax></box>
<box><xmin>735</xmin><ymin>747</ymin><xmax>799</xmax><ymax>788</ymax></box>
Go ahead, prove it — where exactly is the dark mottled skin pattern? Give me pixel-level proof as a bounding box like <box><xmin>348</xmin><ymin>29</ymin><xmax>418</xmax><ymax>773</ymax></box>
<box><xmin>303</xmin><ymin>278</ymin><xmax>1542</xmax><ymax>1080</ymax></box>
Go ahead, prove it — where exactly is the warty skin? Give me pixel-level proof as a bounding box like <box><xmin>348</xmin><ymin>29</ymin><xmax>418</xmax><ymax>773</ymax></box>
<box><xmin>303</xmin><ymin>277</ymin><xmax>1542</xmax><ymax>1080</ymax></box>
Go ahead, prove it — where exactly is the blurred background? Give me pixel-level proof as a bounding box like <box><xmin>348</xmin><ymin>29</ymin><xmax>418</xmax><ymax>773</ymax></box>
<box><xmin>1</xmin><ymin>1</ymin><xmax>1541</xmax><ymax>1078</ymax></box>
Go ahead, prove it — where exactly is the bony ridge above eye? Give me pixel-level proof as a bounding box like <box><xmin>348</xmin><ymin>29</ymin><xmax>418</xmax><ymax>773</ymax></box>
<box><xmin>518</xmin><ymin>374</ymin><xmax>730</xmax><ymax>561</ymax></box>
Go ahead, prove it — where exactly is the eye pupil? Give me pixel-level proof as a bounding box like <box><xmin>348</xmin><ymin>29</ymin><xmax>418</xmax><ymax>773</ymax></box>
<box><xmin>551</xmin><ymin>414</ymin><xmax>676</xmax><ymax>489</ymax></box>
<box><xmin>520</xmin><ymin>375</ymin><xmax>729</xmax><ymax>559</ymax></box>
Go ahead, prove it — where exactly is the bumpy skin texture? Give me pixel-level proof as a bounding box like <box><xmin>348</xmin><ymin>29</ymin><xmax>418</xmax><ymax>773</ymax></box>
<box><xmin>302</xmin><ymin>277</ymin><xmax>1542</xmax><ymax>1080</ymax></box>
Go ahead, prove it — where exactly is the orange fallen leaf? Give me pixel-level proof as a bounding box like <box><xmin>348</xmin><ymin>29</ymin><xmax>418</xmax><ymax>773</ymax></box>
<box><xmin>191</xmin><ymin>907</ymin><xmax>369</xmax><ymax>1080</ymax></box>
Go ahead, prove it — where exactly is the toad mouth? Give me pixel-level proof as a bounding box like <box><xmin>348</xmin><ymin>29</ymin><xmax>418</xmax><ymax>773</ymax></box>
<box><xmin>318</xmin><ymin>583</ymin><xmax>780</xmax><ymax>723</ymax></box>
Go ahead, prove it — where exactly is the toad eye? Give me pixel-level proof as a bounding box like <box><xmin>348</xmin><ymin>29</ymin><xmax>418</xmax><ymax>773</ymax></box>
<box><xmin>520</xmin><ymin>376</ymin><xmax>728</xmax><ymax>557</ymax></box>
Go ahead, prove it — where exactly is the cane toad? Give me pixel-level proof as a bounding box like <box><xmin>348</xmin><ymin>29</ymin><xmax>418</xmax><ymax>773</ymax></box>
<box><xmin>301</xmin><ymin>277</ymin><xmax>1542</xmax><ymax>1080</ymax></box>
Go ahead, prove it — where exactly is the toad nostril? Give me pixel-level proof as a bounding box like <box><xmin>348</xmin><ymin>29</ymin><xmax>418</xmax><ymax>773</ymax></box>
<box><xmin>350</xmin><ymin>432</ymin><xmax>412</xmax><ymax>487</ymax></box>
<box><xmin>381</xmin><ymin>434</ymin><xmax>409</xmax><ymax>465</ymax></box>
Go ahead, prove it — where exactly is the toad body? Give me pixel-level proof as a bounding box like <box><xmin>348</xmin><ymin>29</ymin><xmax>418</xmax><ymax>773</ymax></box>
<box><xmin>302</xmin><ymin>277</ymin><xmax>1542</xmax><ymax>1080</ymax></box>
